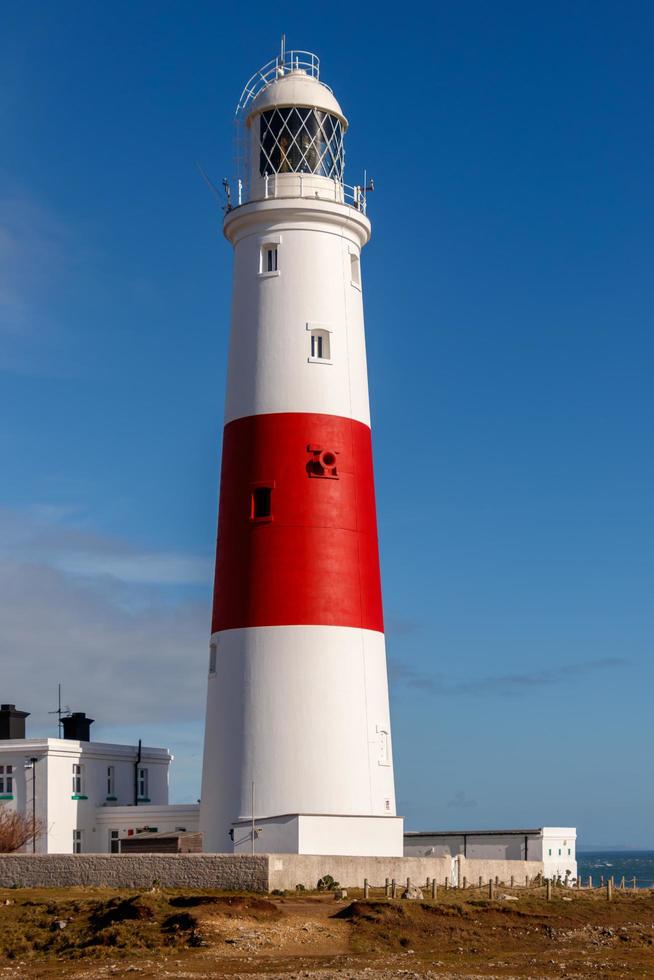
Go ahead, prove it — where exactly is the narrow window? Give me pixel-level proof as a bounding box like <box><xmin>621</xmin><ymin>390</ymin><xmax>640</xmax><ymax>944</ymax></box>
<box><xmin>107</xmin><ymin>765</ymin><xmax>115</xmax><ymax>797</ymax></box>
<box><xmin>209</xmin><ymin>642</ymin><xmax>217</xmax><ymax>674</ymax></box>
<box><xmin>350</xmin><ymin>252</ymin><xmax>361</xmax><ymax>287</ymax></box>
<box><xmin>310</xmin><ymin>329</ymin><xmax>330</xmax><ymax>361</ymax></box>
<box><xmin>72</xmin><ymin>763</ymin><xmax>83</xmax><ymax>795</ymax></box>
<box><xmin>558</xmin><ymin>848</ymin><xmax>561</xmax><ymax>856</ymax></box>
<box><xmin>548</xmin><ymin>848</ymin><xmax>552</xmax><ymax>856</ymax></box>
<box><xmin>261</xmin><ymin>244</ymin><xmax>278</xmax><ymax>274</ymax></box>
<box><xmin>137</xmin><ymin>767</ymin><xmax>149</xmax><ymax>800</ymax></box>
<box><xmin>568</xmin><ymin>848</ymin><xmax>571</xmax><ymax>856</ymax></box>
<box><xmin>251</xmin><ymin>486</ymin><xmax>272</xmax><ymax>520</ymax></box>
<box><xmin>73</xmin><ymin>829</ymin><xmax>83</xmax><ymax>854</ymax></box>
<box><xmin>109</xmin><ymin>829</ymin><xmax>120</xmax><ymax>854</ymax></box>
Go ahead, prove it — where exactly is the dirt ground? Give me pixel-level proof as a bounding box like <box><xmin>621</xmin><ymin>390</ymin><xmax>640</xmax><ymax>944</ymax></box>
<box><xmin>1</xmin><ymin>884</ymin><xmax>654</xmax><ymax>979</ymax></box>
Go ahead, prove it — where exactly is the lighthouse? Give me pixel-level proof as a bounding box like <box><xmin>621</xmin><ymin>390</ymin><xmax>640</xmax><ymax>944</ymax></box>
<box><xmin>200</xmin><ymin>47</ymin><xmax>403</xmax><ymax>856</ymax></box>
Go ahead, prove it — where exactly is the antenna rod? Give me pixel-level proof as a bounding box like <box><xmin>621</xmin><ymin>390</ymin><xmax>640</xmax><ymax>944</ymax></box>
<box><xmin>280</xmin><ymin>33</ymin><xmax>286</xmax><ymax>68</ymax></box>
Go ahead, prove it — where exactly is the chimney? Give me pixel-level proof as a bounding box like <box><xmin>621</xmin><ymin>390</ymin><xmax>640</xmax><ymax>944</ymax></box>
<box><xmin>0</xmin><ymin>704</ymin><xmax>30</xmax><ymax>740</ymax></box>
<box><xmin>62</xmin><ymin>712</ymin><xmax>94</xmax><ymax>742</ymax></box>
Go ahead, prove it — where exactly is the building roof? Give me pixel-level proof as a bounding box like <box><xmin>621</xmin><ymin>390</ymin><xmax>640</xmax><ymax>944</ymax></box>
<box><xmin>404</xmin><ymin>828</ymin><xmax>545</xmax><ymax>838</ymax></box>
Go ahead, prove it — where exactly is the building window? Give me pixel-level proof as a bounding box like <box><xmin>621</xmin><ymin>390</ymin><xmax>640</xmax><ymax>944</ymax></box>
<box><xmin>137</xmin><ymin>767</ymin><xmax>149</xmax><ymax>800</ymax></box>
<box><xmin>568</xmin><ymin>848</ymin><xmax>571</xmax><ymax>855</ymax></box>
<box><xmin>548</xmin><ymin>848</ymin><xmax>552</xmax><ymax>856</ymax></box>
<box><xmin>260</xmin><ymin>244</ymin><xmax>279</xmax><ymax>275</ymax></box>
<box><xmin>250</xmin><ymin>486</ymin><xmax>272</xmax><ymax>521</ymax></box>
<box><xmin>0</xmin><ymin>765</ymin><xmax>13</xmax><ymax>794</ymax></box>
<box><xmin>310</xmin><ymin>329</ymin><xmax>331</xmax><ymax>361</ymax></box>
<box><xmin>73</xmin><ymin>829</ymin><xmax>83</xmax><ymax>854</ymax></box>
<box><xmin>209</xmin><ymin>642</ymin><xmax>217</xmax><ymax>674</ymax></box>
<box><xmin>350</xmin><ymin>252</ymin><xmax>361</xmax><ymax>288</ymax></box>
<box><xmin>558</xmin><ymin>848</ymin><xmax>562</xmax><ymax>856</ymax></box>
<box><xmin>109</xmin><ymin>829</ymin><xmax>120</xmax><ymax>854</ymax></box>
<box><xmin>72</xmin><ymin>763</ymin><xmax>83</xmax><ymax>795</ymax></box>
<box><xmin>106</xmin><ymin>766</ymin><xmax>115</xmax><ymax>797</ymax></box>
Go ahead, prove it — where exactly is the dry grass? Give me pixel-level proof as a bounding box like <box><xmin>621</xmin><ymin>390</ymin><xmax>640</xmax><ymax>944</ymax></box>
<box><xmin>0</xmin><ymin>884</ymin><xmax>653</xmax><ymax>977</ymax></box>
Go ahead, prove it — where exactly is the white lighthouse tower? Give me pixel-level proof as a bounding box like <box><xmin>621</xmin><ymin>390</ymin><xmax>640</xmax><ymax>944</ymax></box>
<box><xmin>200</xmin><ymin>47</ymin><xmax>403</xmax><ymax>857</ymax></box>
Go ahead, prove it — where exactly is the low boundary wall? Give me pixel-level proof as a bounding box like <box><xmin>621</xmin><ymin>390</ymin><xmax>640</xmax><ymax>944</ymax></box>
<box><xmin>267</xmin><ymin>855</ymin><xmax>544</xmax><ymax>891</ymax></box>
<box><xmin>0</xmin><ymin>854</ymin><xmax>268</xmax><ymax>891</ymax></box>
<box><xmin>0</xmin><ymin>853</ymin><xmax>544</xmax><ymax>891</ymax></box>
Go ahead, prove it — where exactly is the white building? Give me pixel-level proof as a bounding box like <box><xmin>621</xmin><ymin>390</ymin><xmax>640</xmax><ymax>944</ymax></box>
<box><xmin>0</xmin><ymin>704</ymin><xmax>198</xmax><ymax>854</ymax></box>
<box><xmin>404</xmin><ymin>827</ymin><xmax>578</xmax><ymax>882</ymax></box>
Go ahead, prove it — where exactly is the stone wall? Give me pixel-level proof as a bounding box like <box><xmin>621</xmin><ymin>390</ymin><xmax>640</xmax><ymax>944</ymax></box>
<box><xmin>0</xmin><ymin>854</ymin><xmax>269</xmax><ymax>891</ymax></box>
<box><xmin>0</xmin><ymin>853</ymin><xmax>545</xmax><ymax>891</ymax></box>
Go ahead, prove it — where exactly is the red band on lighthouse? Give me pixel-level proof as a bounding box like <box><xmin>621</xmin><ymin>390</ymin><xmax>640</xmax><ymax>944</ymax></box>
<box><xmin>211</xmin><ymin>412</ymin><xmax>384</xmax><ymax>633</ymax></box>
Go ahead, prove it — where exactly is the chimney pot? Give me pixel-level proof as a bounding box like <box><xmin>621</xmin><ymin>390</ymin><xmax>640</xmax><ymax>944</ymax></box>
<box><xmin>0</xmin><ymin>704</ymin><xmax>30</xmax><ymax>740</ymax></box>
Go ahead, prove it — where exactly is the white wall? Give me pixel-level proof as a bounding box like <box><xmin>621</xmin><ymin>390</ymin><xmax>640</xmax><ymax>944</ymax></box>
<box><xmin>230</xmin><ymin>814</ymin><xmax>403</xmax><ymax>857</ymax></box>
<box><xmin>201</xmin><ymin>626</ymin><xmax>396</xmax><ymax>852</ymax></box>
<box><xmin>540</xmin><ymin>827</ymin><xmax>577</xmax><ymax>880</ymax></box>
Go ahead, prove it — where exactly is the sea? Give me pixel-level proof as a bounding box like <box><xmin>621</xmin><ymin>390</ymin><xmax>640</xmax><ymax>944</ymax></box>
<box><xmin>577</xmin><ymin>851</ymin><xmax>654</xmax><ymax>889</ymax></box>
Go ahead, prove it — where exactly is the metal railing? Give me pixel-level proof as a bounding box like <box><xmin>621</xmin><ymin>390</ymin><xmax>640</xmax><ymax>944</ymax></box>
<box><xmin>223</xmin><ymin>174</ymin><xmax>368</xmax><ymax>215</ymax></box>
<box><xmin>236</xmin><ymin>48</ymin><xmax>327</xmax><ymax>119</ymax></box>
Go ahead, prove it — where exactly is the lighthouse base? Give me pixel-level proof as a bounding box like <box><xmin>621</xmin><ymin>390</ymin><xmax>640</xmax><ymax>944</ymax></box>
<box><xmin>230</xmin><ymin>813</ymin><xmax>404</xmax><ymax>857</ymax></box>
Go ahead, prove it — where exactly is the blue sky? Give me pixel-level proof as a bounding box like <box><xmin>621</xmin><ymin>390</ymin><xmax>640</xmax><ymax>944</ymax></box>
<box><xmin>1</xmin><ymin>1</ymin><xmax>652</xmax><ymax>846</ymax></box>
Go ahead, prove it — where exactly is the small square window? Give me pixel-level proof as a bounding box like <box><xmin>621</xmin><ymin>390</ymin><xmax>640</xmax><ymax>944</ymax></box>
<box><xmin>209</xmin><ymin>642</ymin><xmax>217</xmax><ymax>674</ymax></box>
<box><xmin>106</xmin><ymin>765</ymin><xmax>115</xmax><ymax>797</ymax></box>
<box><xmin>73</xmin><ymin>829</ymin><xmax>83</xmax><ymax>854</ymax></box>
<box><xmin>251</xmin><ymin>486</ymin><xmax>272</xmax><ymax>521</ymax></box>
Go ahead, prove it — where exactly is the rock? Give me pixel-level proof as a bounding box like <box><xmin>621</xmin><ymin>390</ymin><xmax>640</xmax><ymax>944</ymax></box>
<box><xmin>499</xmin><ymin>894</ymin><xmax>519</xmax><ymax>902</ymax></box>
<box><xmin>53</xmin><ymin>919</ymin><xmax>67</xmax><ymax>930</ymax></box>
<box><xmin>333</xmin><ymin>888</ymin><xmax>347</xmax><ymax>900</ymax></box>
<box><xmin>401</xmin><ymin>885</ymin><xmax>424</xmax><ymax>900</ymax></box>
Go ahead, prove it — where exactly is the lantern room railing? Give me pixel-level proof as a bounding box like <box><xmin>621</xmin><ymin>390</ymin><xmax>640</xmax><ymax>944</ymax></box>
<box><xmin>235</xmin><ymin>50</ymin><xmax>327</xmax><ymax>119</ymax></box>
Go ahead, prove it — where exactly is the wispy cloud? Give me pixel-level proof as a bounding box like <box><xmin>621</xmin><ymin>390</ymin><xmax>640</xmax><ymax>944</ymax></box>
<box><xmin>0</xmin><ymin>505</ymin><xmax>212</xmax><ymax>734</ymax></box>
<box><xmin>390</xmin><ymin>655</ymin><xmax>628</xmax><ymax>698</ymax></box>
<box><xmin>0</xmin><ymin>505</ymin><xmax>212</xmax><ymax>587</ymax></box>
<box><xmin>0</xmin><ymin>191</ymin><xmax>76</xmax><ymax>374</ymax></box>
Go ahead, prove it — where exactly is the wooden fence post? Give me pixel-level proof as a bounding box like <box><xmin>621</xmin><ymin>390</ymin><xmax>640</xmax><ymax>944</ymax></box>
<box><xmin>431</xmin><ymin>878</ymin><xmax>437</xmax><ymax>900</ymax></box>
<box><xmin>488</xmin><ymin>880</ymin><xmax>494</xmax><ymax>899</ymax></box>
<box><xmin>364</xmin><ymin>878</ymin><xmax>369</xmax><ymax>899</ymax></box>
<box><xmin>632</xmin><ymin>877</ymin><xmax>637</xmax><ymax>891</ymax></box>
<box><xmin>588</xmin><ymin>875</ymin><xmax>592</xmax><ymax>888</ymax></box>
<box><xmin>385</xmin><ymin>877</ymin><xmax>390</xmax><ymax>897</ymax></box>
<box><xmin>391</xmin><ymin>878</ymin><xmax>396</xmax><ymax>898</ymax></box>
<box><xmin>546</xmin><ymin>880</ymin><xmax>552</xmax><ymax>901</ymax></box>
<box><xmin>462</xmin><ymin>876</ymin><xmax>467</xmax><ymax>889</ymax></box>
<box><xmin>607</xmin><ymin>880</ymin><xmax>612</xmax><ymax>901</ymax></box>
